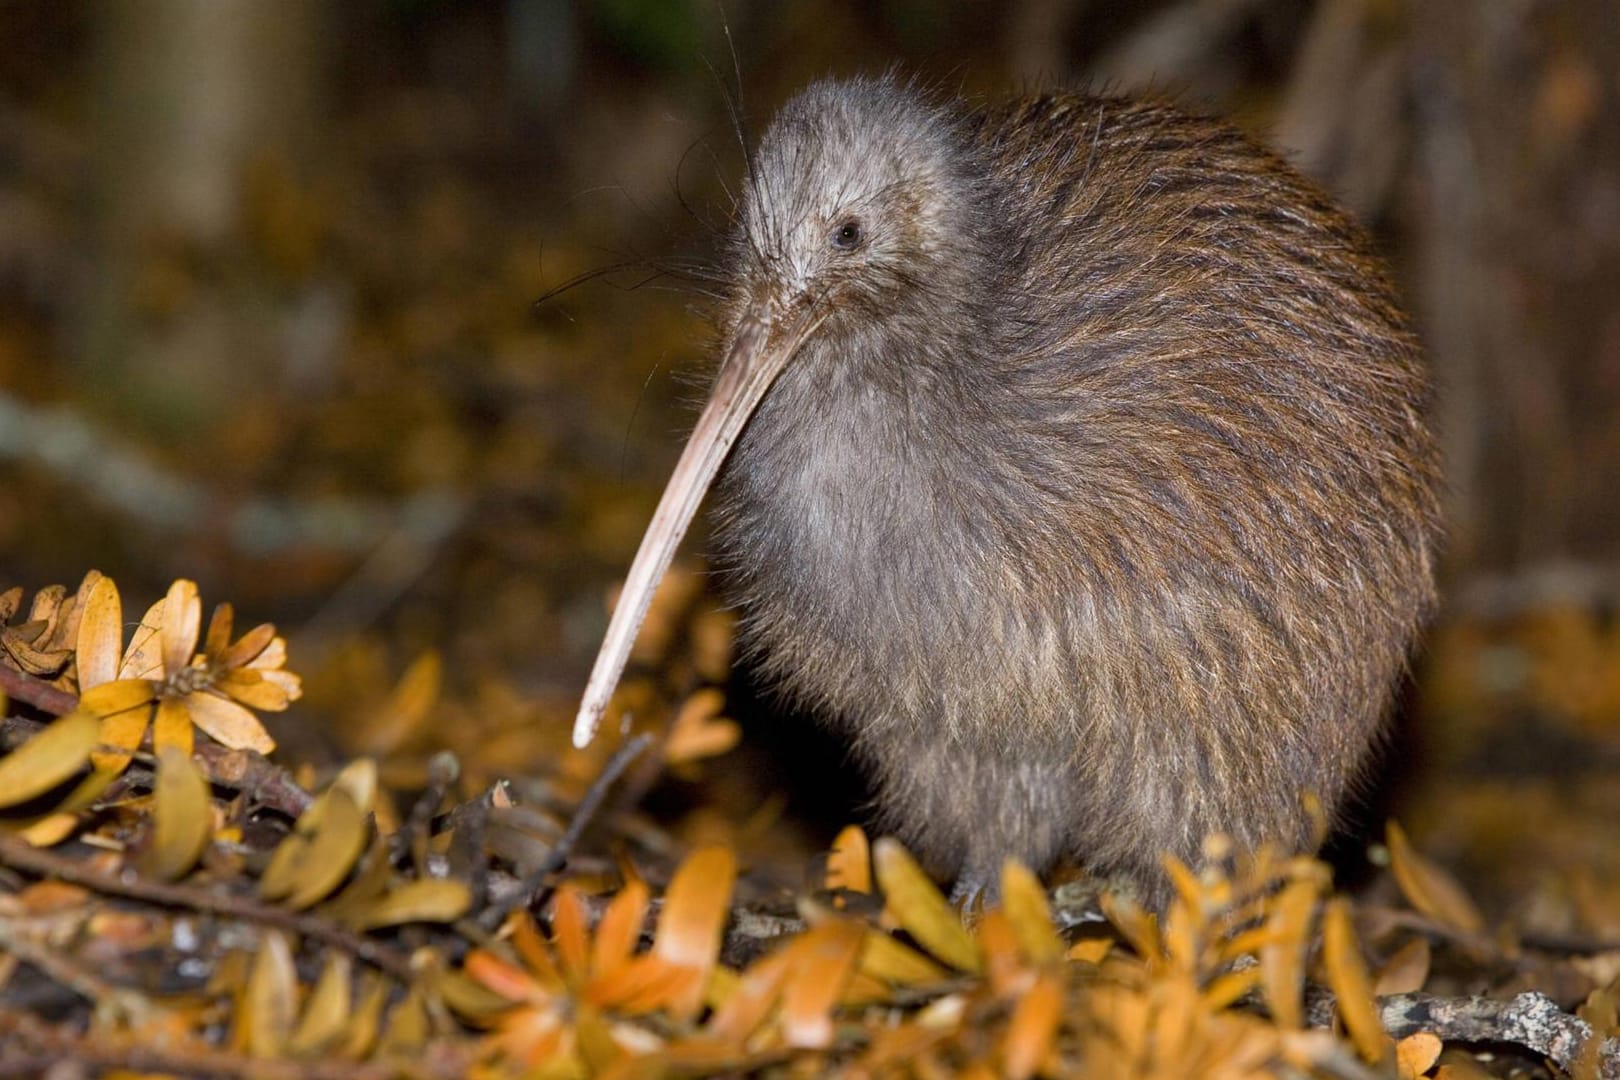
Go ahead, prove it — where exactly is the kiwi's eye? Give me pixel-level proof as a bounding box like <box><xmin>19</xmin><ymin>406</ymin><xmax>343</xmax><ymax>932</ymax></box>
<box><xmin>831</xmin><ymin>220</ymin><xmax>863</xmax><ymax>250</ymax></box>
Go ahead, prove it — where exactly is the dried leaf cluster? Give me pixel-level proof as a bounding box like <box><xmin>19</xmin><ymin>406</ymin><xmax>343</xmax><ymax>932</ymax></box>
<box><xmin>0</xmin><ymin>572</ymin><xmax>1618</xmax><ymax>1079</ymax></box>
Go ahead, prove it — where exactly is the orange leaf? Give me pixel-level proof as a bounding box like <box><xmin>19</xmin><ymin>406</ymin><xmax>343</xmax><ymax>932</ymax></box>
<box><xmin>652</xmin><ymin>846</ymin><xmax>737</xmax><ymax>1020</ymax></box>
<box><xmin>510</xmin><ymin>911</ymin><xmax>565</xmax><ymax>992</ymax></box>
<box><xmin>1322</xmin><ymin>898</ymin><xmax>1389</xmax><ymax>1065</ymax></box>
<box><xmin>466</xmin><ymin>949</ymin><xmax>547</xmax><ymax>1004</ymax></box>
<box><xmin>112</xmin><ymin>599</ymin><xmax>165</xmax><ymax>681</ymax></box>
<box><xmin>203</xmin><ymin>603</ymin><xmax>234</xmax><ymax>662</ymax></box>
<box><xmin>1002</xmin><ymin>972</ymin><xmax>1062</xmax><ymax>1080</ymax></box>
<box><xmin>705</xmin><ymin>949</ymin><xmax>791</xmax><ymax>1044</ymax></box>
<box><xmin>551</xmin><ymin>885</ymin><xmax>592</xmax><ymax>984</ymax></box>
<box><xmin>1386</xmin><ymin>822</ymin><xmax>1485</xmax><ymax>937</ymax></box>
<box><xmin>825</xmin><ymin>825</ymin><xmax>872</xmax><ymax>894</ymax></box>
<box><xmin>976</xmin><ymin>909</ymin><xmax>1024</xmax><ymax>996</ymax></box>
<box><xmin>220</xmin><ymin>622</ymin><xmax>276</xmax><ymax>669</ymax></box>
<box><xmin>779</xmin><ymin>920</ymin><xmax>864</xmax><ymax>1049</ymax></box>
<box><xmin>159</xmin><ymin>580</ymin><xmax>201</xmax><ymax>676</ymax></box>
<box><xmin>74</xmin><ymin>575</ymin><xmax>122</xmax><ymax>690</ymax></box>
<box><xmin>1396</xmin><ymin>1031</ymin><xmax>1442</xmax><ymax>1079</ymax></box>
<box><xmin>873</xmin><ymin>838</ymin><xmax>979</xmax><ymax>973</ymax></box>
<box><xmin>184</xmin><ymin>691</ymin><xmax>276</xmax><ymax>754</ymax></box>
<box><xmin>664</xmin><ymin>688</ymin><xmax>740</xmax><ymax>765</ymax></box>
<box><xmin>152</xmin><ymin>696</ymin><xmax>194</xmax><ymax>757</ymax></box>
<box><xmin>592</xmin><ymin>878</ymin><xmax>650</xmax><ymax>983</ymax></box>
<box><xmin>1260</xmin><ymin>877</ymin><xmax>1318</xmax><ymax>1029</ymax></box>
<box><xmin>1100</xmin><ymin>890</ymin><xmax>1163</xmax><ymax>968</ymax></box>
<box><xmin>1000</xmin><ymin>859</ymin><xmax>1063</xmax><ymax>964</ymax></box>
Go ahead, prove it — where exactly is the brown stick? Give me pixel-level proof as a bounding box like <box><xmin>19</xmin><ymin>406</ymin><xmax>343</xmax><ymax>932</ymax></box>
<box><xmin>0</xmin><ymin>831</ymin><xmax>413</xmax><ymax>981</ymax></box>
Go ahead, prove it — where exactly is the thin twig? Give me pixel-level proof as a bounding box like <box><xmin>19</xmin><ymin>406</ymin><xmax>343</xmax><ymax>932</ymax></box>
<box><xmin>0</xmin><ymin>665</ymin><xmax>77</xmax><ymax>716</ymax></box>
<box><xmin>477</xmin><ymin>732</ymin><xmax>655</xmax><ymax>932</ymax></box>
<box><xmin>0</xmin><ymin>1006</ymin><xmax>469</xmax><ymax>1080</ymax></box>
<box><xmin>0</xmin><ymin>831</ymin><xmax>413</xmax><ymax>981</ymax></box>
<box><xmin>1308</xmin><ymin>989</ymin><xmax>1620</xmax><ymax>1079</ymax></box>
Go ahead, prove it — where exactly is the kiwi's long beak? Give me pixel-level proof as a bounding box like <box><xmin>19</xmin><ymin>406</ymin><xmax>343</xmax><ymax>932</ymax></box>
<box><xmin>572</xmin><ymin>309</ymin><xmax>821</xmax><ymax>748</ymax></box>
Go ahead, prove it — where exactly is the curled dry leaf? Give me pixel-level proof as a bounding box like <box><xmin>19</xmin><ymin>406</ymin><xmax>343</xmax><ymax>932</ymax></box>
<box><xmin>260</xmin><ymin>787</ymin><xmax>369</xmax><ymax>909</ymax></box>
<box><xmin>1387</xmin><ymin>821</ymin><xmax>1486</xmax><ymax>937</ymax></box>
<box><xmin>1376</xmin><ymin>937</ymin><xmax>1433</xmax><ymax>997</ymax></box>
<box><xmin>873</xmin><ymin>837</ymin><xmax>980</xmax><ymax>974</ymax></box>
<box><xmin>137</xmin><ymin>746</ymin><xmax>212</xmax><ymax>882</ymax></box>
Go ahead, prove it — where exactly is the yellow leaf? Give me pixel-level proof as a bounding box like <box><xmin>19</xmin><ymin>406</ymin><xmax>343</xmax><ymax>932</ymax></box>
<box><xmin>219</xmin><ymin>669</ymin><xmax>291</xmax><ymax>711</ymax></box>
<box><xmin>704</xmin><ymin>949</ymin><xmax>790</xmax><ymax>1044</ymax></box>
<box><xmin>651</xmin><ymin>846</ymin><xmax>737</xmax><ymax>1020</ymax></box>
<box><xmin>160</xmin><ymin>580</ymin><xmax>201</xmax><ymax>676</ymax></box>
<box><xmin>825</xmin><ymin>825</ymin><xmax>872</xmax><ymax>894</ymax></box>
<box><xmin>1387</xmin><ymin>822</ymin><xmax>1485</xmax><ymax>937</ymax></box>
<box><xmin>118</xmin><ymin>599</ymin><xmax>167</xmax><ymax>680</ymax></box>
<box><xmin>185</xmin><ymin>691</ymin><xmax>276</xmax><ymax>754</ymax></box>
<box><xmin>1002</xmin><ymin>972</ymin><xmax>1062</xmax><ymax>1080</ymax></box>
<box><xmin>241</xmin><ymin>930</ymin><xmax>298</xmax><ymax>1058</ymax></box>
<box><xmin>1322</xmin><ymin>898</ymin><xmax>1389</xmax><ymax>1065</ymax></box>
<box><xmin>81</xmin><ymin>677</ymin><xmax>156</xmax><ymax>775</ymax></box>
<box><xmin>1100</xmin><ymin>890</ymin><xmax>1163</xmax><ymax>968</ymax></box>
<box><xmin>0</xmin><ymin>709</ymin><xmax>98</xmax><ymax>808</ymax></box>
<box><xmin>873</xmin><ymin>838</ymin><xmax>979</xmax><ymax>973</ymax></box>
<box><xmin>74</xmin><ymin>575</ymin><xmax>122</xmax><ymax>690</ymax></box>
<box><xmin>1067</xmin><ymin>938</ymin><xmax>1112</xmax><ymax>964</ymax></box>
<box><xmin>330</xmin><ymin>758</ymin><xmax>377</xmax><ymax>815</ymax></box>
<box><xmin>360</xmin><ymin>650</ymin><xmax>441</xmax><ymax>755</ymax></box>
<box><xmin>1000</xmin><ymin>859</ymin><xmax>1063</xmax><ymax>964</ymax></box>
<box><xmin>80</xmin><ymin>678</ymin><xmax>159</xmax><ymax>718</ymax></box>
<box><xmin>376</xmin><ymin>986</ymin><xmax>428</xmax><ymax>1056</ymax></box>
<box><xmin>152</xmin><ymin>696</ymin><xmax>194</xmax><ymax>757</ymax></box>
<box><xmin>349</xmin><ymin>879</ymin><xmax>471</xmax><ymax>929</ymax></box>
<box><xmin>779</xmin><ymin>920</ymin><xmax>863</xmax><ymax>1049</ymax></box>
<box><xmin>338</xmin><ymin>973</ymin><xmax>388</xmax><ymax>1061</ymax></box>
<box><xmin>261</xmin><ymin>788</ymin><xmax>368</xmax><ymax>909</ymax></box>
<box><xmin>18</xmin><ymin>812</ymin><xmax>82</xmax><ymax>847</ymax></box>
<box><xmin>288</xmin><ymin>955</ymin><xmax>351</xmax><ymax>1055</ymax></box>
<box><xmin>855</xmin><ymin>927</ymin><xmax>949</xmax><ymax>987</ymax></box>
<box><xmin>1260</xmin><ymin>877</ymin><xmax>1318</xmax><ymax>1029</ymax></box>
<box><xmin>138</xmin><ymin>747</ymin><xmax>211</xmax><ymax>882</ymax></box>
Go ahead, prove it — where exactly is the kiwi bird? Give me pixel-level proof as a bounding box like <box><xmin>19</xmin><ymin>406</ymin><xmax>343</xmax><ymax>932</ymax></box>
<box><xmin>573</xmin><ymin>75</ymin><xmax>1441</xmax><ymax>907</ymax></box>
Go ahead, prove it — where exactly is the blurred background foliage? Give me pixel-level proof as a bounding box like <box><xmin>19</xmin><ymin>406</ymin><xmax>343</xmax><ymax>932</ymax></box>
<box><xmin>2</xmin><ymin>0</ymin><xmax>1619</xmax><ymax>927</ymax></box>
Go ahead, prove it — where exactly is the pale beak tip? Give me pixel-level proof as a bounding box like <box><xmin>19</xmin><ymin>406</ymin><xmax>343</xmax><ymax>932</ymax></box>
<box><xmin>571</xmin><ymin>709</ymin><xmax>599</xmax><ymax>749</ymax></box>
